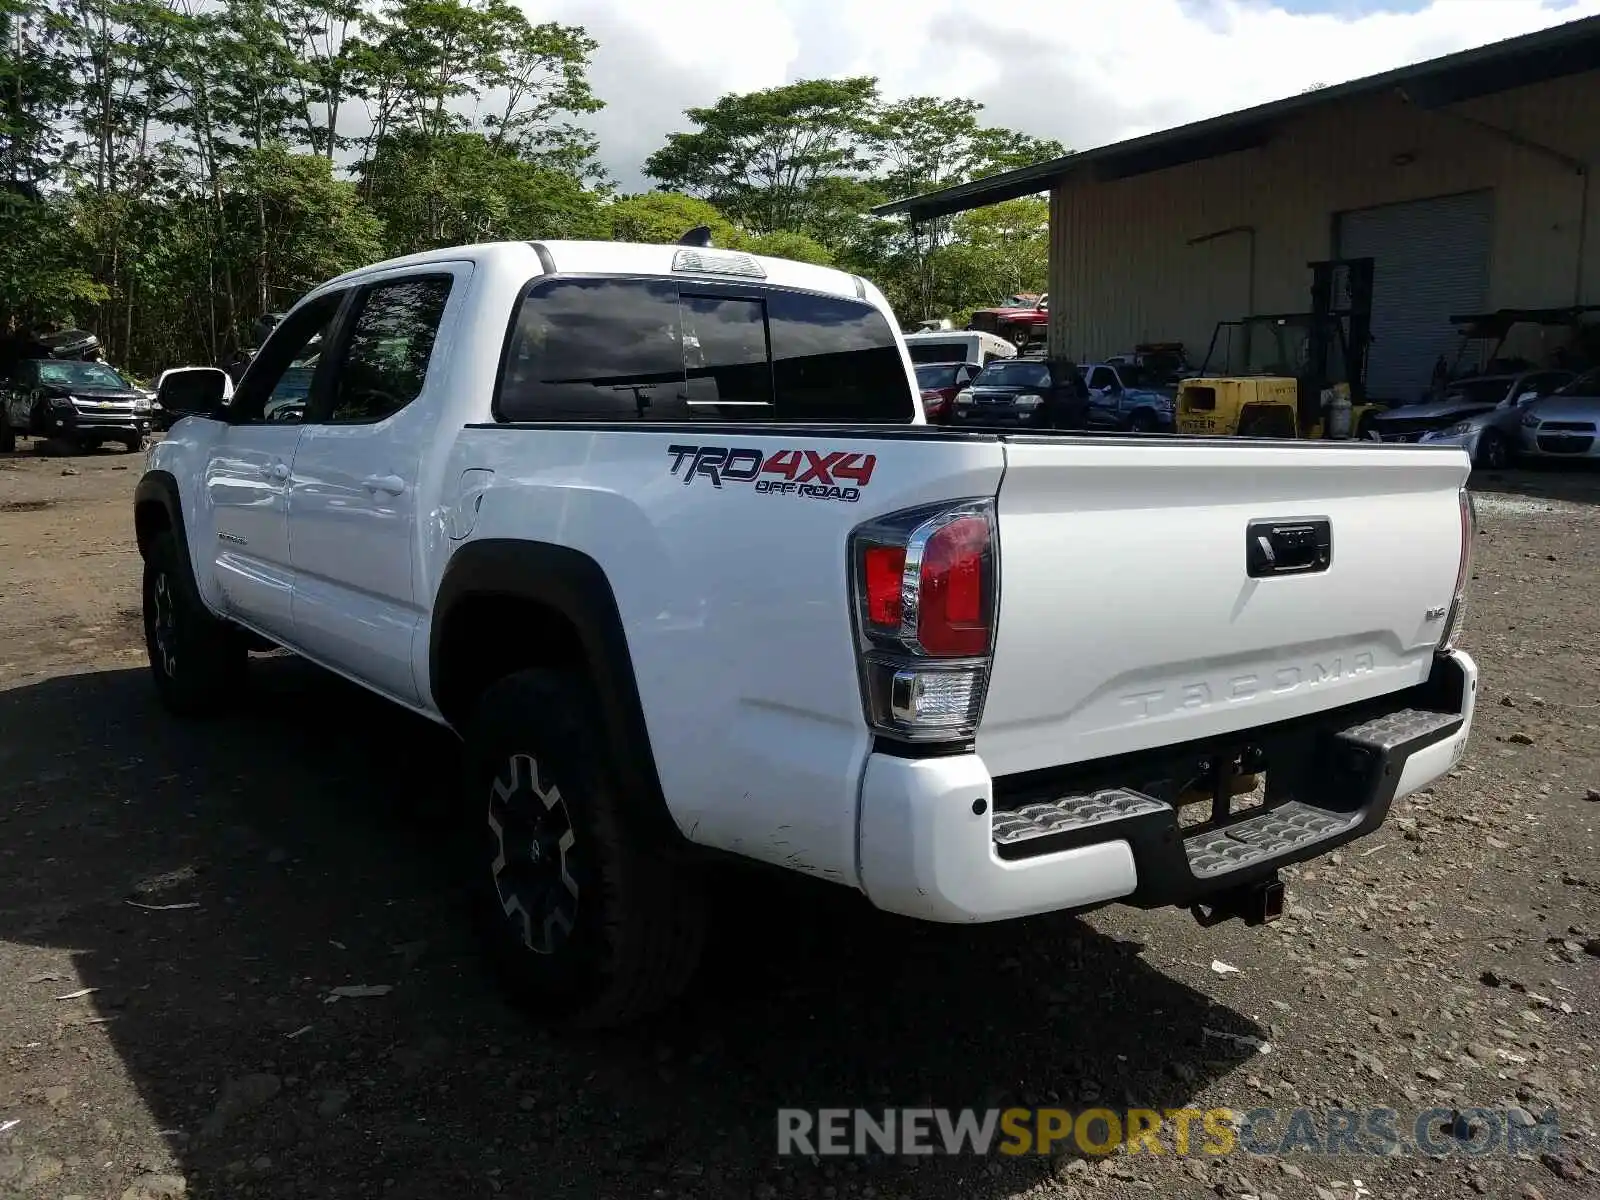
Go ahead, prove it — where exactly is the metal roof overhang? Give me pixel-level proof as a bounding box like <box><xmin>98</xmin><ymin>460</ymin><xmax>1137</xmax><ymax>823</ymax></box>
<box><xmin>872</xmin><ymin>15</ymin><xmax>1600</xmax><ymax>223</ymax></box>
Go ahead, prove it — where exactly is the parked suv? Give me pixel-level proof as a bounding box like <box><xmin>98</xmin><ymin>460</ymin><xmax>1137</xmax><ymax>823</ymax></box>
<box><xmin>136</xmin><ymin>240</ymin><xmax>1479</xmax><ymax>1028</ymax></box>
<box><xmin>950</xmin><ymin>356</ymin><xmax>1090</xmax><ymax>429</ymax></box>
<box><xmin>1</xmin><ymin>357</ymin><xmax>153</xmax><ymax>452</ymax></box>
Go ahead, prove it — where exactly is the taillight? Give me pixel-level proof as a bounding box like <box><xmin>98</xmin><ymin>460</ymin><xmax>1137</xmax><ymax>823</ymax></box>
<box><xmin>1438</xmin><ymin>486</ymin><xmax>1475</xmax><ymax>652</ymax></box>
<box><xmin>920</xmin><ymin>387</ymin><xmax>955</xmax><ymax>421</ymax></box>
<box><xmin>850</xmin><ymin>500</ymin><xmax>997</xmax><ymax>743</ymax></box>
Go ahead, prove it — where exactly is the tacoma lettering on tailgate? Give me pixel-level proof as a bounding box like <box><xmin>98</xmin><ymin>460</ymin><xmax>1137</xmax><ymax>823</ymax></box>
<box><xmin>666</xmin><ymin>445</ymin><xmax>876</xmax><ymax>502</ymax></box>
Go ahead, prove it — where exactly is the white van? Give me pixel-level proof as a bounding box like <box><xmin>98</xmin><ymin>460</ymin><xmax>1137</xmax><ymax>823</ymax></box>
<box><xmin>902</xmin><ymin>329</ymin><xmax>1018</xmax><ymax>368</ymax></box>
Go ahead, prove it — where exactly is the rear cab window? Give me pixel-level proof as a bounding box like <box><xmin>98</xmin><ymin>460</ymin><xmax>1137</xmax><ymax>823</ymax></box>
<box><xmin>494</xmin><ymin>277</ymin><xmax>915</xmax><ymax>424</ymax></box>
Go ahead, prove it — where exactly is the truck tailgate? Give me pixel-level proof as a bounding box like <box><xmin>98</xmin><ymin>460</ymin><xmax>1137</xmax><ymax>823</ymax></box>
<box><xmin>978</xmin><ymin>437</ymin><xmax>1471</xmax><ymax>778</ymax></box>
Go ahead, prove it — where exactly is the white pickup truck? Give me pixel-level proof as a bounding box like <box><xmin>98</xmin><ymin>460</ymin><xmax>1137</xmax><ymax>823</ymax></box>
<box><xmin>137</xmin><ymin>239</ymin><xmax>1479</xmax><ymax>1027</ymax></box>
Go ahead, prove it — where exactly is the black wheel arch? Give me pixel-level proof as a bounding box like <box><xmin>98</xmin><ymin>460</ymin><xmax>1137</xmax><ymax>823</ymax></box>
<box><xmin>134</xmin><ymin>471</ymin><xmax>195</xmax><ymax>568</ymax></box>
<box><xmin>430</xmin><ymin>539</ymin><xmax>684</xmax><ymax>853</ymax></box>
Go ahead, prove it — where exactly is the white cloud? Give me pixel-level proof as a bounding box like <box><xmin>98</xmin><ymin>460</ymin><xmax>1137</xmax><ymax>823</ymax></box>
<box><xmin>545</xmin><ymin>0</ymin><xmax>1600</xmax><ymax>191</ymax></box>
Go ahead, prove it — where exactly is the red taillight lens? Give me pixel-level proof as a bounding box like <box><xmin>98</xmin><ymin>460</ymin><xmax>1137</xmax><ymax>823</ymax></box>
<box><xmin>850</xmin><ymin>499</ymin><xmax>997</xmax><ymax>743</ymax></box>
<box><xmin>917</xmin><ymin>515</ymin><xmax>990</xmax><ymax>655</ymax></box>
<box><xmin>920</xmin><ymin>387</ymin><xmax>956</xmax><ymax>421</ymax></box>
<box><xmin>863</xmin><ymin>545</ymin><xmax>906</xmax><ymax>628</ymax></box>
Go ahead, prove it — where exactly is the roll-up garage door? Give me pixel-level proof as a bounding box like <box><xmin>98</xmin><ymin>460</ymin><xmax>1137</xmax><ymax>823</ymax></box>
<box><xmin>1336</xmin><ymin>190</ymin><xmax>1492</xmax><ymax>401</ymax></box>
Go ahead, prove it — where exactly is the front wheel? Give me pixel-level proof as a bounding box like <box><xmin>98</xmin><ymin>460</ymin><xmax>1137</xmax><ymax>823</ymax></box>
<box><xmin>460</xmin><ymin>669</ymin><xmax>706</xmax><ymax>1028</ymax></box>
<box><xmin>142</xmin><ymin>531</ymin><xmax>247</xmax><ymax>716</ymax></box>
<box><xmin>1128</xmin><ymin>408</ymin><xmax>1157</xmax><ymax>433</ymax></box>
<box><xmin>1475</xmin><ymin>429</ymin><xmax>1511</xmax><ymax>471</ymax></box>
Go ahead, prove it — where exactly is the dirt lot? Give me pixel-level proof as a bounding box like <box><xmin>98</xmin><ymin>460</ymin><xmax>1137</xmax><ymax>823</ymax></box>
<box><xmin>1</xmin><ymin>444</ymin><xmax>1598</xmax><ymax>1200</ymax></box>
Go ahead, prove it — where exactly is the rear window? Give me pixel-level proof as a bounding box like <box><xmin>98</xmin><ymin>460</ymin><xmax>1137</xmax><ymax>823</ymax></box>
<box><xmin>495</xmin><ymin>277</ymin><xmax>914</xmax><ymax>423</ymax></box>
<box><xmin>906</xmin><ymin>340</ymin><xmax>972</xmax><ymax>365</ymax></box>
<box><xmin>915</xmin><ymin>362</ymin><xmax>964</xmax><ymax>389</ymax></box>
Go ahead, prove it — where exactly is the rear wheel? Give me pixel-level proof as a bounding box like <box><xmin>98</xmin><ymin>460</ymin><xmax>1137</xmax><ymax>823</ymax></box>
<box><xmin>142</xmin><ymin>530</ymin><xmax>247</xmax><ymax>716</ymax></box>
<box><xmin>460</xmin><ymin>669</ymin><xmax>706</xmax><ymax>1028</ymax></box>
<box><xmin>1475</xmin><ymin>429</ymin><xmax>1510</xmax><ymax>471</ymax></box>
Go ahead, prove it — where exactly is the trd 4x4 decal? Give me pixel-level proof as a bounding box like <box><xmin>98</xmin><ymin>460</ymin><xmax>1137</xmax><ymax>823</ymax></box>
<box><xmin>666</xmin><ymin>445</ymin><xmax>877</xmax><ymax>502</ymax></box>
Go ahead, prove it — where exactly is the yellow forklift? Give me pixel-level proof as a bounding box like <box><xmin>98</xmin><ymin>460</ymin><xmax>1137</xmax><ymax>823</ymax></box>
<box><xmin>1176</xmin><ymin>258</ymin><xmax>1385</xmax><ymax>439</ymax></box>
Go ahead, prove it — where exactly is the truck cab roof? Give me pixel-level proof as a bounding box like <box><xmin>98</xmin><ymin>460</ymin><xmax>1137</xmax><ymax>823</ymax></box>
<box><xmin>319</xmin><ymin>239</ymin><xmax>877</xmax><ymax>306</ymax></box>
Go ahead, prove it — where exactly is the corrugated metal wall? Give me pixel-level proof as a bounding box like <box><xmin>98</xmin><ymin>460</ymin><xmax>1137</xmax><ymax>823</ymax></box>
<box><xmin>1048</xmin><ymin>72</ymin><xmax>1600</xmax><ymax>367</ymax></box>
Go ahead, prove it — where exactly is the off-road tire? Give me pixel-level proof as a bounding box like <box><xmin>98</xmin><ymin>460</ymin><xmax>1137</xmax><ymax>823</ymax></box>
<box><xmin>460</xmin><ymin>668</ymin><xmax>706</xmax><ymax>1029</ymax></box>
<box><xmin>142</xmin><ymin>530</ymin><xmax>246</xmax><ymax>716</ymax></box>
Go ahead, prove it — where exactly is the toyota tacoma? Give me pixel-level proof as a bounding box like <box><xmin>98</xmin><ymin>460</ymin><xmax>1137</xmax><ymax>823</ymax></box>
<box><xmin>134</xmin><ymin>239</ymin><xmax>1480</xmax><ymax>1027</ymax></box>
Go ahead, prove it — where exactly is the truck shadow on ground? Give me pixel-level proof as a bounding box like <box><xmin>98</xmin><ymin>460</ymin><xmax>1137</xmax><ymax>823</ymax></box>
<box><xmin>0</xmin><ymin>660</ymin><xmax>1263</xmax><ymax>1199</ymax></box>
<box><xmin>1469</xmin><ymin>462</ymin><xmax>1600</xmax><ymax>508</ymax></box>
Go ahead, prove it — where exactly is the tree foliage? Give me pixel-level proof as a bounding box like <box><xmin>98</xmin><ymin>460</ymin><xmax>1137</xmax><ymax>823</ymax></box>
<box><xmin>646</xmin><ymin>81</ymin><xmax>1063</xmax><ymax>322</ymax></box>
<box><xmin>1</xmin><ymin>3</ymin><xmax>1061</xmax><ymax>375</ymax></box>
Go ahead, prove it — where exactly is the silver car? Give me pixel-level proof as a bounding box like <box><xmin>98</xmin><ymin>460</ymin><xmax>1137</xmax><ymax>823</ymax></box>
<box><xmin>1518</xmin><ymin>367</ymin><xmax>1600</xmax><ymax>461</ymax></box>
<box><xmin>1396</xmin><ymin>369</ymin><xmax>1572</xmax><ymax>468</ymax></box>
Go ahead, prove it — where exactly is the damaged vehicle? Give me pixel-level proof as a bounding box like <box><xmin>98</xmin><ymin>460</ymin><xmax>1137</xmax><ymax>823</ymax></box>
<box><xmin>0</xmin><ymin>357</ymin><xmax>154</xmax><ymax>453</ymax></box>
<box><xmin>1369</xmin><ymin>369</ymin><xmax>1573</xmax><ymax>466</ymax></box>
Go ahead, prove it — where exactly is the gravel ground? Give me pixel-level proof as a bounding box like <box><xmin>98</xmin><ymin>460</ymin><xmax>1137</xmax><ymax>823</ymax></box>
<box><xmin>1</xmin><ymin>443</ymin><xmax>1597</xmax><ymax>1200</ymax></box>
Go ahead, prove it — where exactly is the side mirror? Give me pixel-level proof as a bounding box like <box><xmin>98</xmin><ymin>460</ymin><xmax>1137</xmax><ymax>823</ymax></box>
<box><xmin>1516</xmin><ymin>391</ymin><xmax>1538</xmax><ymax>405</ymax></box>
<box><xmin>155</xmin><ymin>367</ymin><xmax>232</xmax><ymax>418</ymax></box>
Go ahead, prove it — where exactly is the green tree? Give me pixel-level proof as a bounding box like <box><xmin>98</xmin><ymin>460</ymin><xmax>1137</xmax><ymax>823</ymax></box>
<box><xmin>0</xmin><ymin>190</ymin><xmax>106</xmax><ymax>327</ymax></box>
<box><xmin>362</xmin><ymin>129</ymin><xmax>603</xmax><ymax>254</ymax></box>
<box><xmin>605</xmin><ymin>191</ymin><xmax>737</xmax><ymax>246</ymax></box>
<box><xmin>743</xmin><ymin>228</ymin><xmax>832</xmax><ymax>266</ymax></box>
<box><xmin>925</xmin><ymin>197</ymin><xmax>1049</xmax><ymax>317</ymax></box>
<box><xmin>1</xmin><ymin>0</ymin><xmax>76</xmax><ymax>187</ymax></box>
<box><xmin>643</xmin><ymin>76</ymin><xmax>879</xmax><ymax>236</ymax></box>
<box><xmin>271</xmin><ymin>0</ymin><xmax>364</xmax><ymax>158</ymax></box>
<box><xmin>353</xmin><ymin>0</ymin><xmax>602</xmax><ymax>180</ymax></box>
<box><xmin>861</xmin><ymin>97</ymin><xmax>1062</xmax><ymax>322</ymax></box>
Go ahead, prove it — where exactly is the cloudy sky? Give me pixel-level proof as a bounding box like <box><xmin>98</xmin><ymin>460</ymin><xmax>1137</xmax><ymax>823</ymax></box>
<box><xmin>540</xmin><ymin>0</ymin><xmax>1600</xmax><ymax>192</ymax></box>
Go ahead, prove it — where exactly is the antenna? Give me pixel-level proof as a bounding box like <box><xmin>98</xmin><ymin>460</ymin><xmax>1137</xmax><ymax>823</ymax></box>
<box><xmin>678</xmin><ymin>225</ymin><xmax>714</xmax><ymax>248</ymax></box>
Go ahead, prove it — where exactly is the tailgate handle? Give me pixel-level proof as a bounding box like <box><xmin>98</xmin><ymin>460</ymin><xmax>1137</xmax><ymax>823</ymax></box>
<box><xmin>1246</xmin><ymin>519</ymin><xmax>1331</xmax><ymax>577</ymax></box>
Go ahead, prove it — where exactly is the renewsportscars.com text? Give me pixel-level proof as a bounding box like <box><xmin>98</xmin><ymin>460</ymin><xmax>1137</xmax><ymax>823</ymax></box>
<box><xmin>776</xmin><ymin>1106</ymin><xmax>1560</xmax><ymax>1158</ymax></box>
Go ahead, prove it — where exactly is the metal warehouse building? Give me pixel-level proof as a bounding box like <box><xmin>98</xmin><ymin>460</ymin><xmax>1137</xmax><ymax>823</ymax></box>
<box><xmin>876</xmin><ymin>17</ymin><xmax>1600</xmax><ymax>401</ymax></box>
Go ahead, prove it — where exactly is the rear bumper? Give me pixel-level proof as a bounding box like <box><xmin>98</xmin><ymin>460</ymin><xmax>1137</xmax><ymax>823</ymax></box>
<box><xmin>857</xmin><ymin>650</ymin><xmax>1476</xmax><ymax>923</ymax></box>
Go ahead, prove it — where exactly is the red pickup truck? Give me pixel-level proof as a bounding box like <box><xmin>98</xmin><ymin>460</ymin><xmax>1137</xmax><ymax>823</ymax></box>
<box><xmin>969</xmin><ymin>294</ymin><xmax>1048</xmax><ymax>350</ymax></box>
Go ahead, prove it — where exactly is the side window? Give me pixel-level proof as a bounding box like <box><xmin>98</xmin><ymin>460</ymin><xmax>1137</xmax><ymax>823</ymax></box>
<box><xmin>1088</xmin><ymin>367</ymin><xmax>1114</xmax><ymax>391</ymax></box>
<box><xmin>229</xmin><ymin>292</ymin><xmax>344</xmax><ymax>425</ymax></box>
<box><xmin>496</xmin><ymin>278</ymin><xmax>684</xmax><ymax>422</ymax></box>
<box><xmin>767</xmin><ymin>290</ymin><xmax>914</xmax><ymax>422</ymax></box>
<box><xmin>680</xmin><ymin>294</ymin><xmax>773</xmax><ymax>410</ymax></box>
<box><xmin>323</xmin><ymin>276</ymin><xmax>453</xmax><ymax>423</ymax></box>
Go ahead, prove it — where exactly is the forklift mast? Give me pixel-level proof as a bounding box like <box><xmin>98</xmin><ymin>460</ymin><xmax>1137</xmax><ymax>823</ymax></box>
<box><xmin>1306</xmin><ymin>257</ymin><xmax>1373</xmax><ymax>405</ymax></box>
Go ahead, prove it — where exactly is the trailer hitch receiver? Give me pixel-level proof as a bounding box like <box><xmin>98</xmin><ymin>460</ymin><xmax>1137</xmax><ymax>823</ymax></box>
<box><xmin>1191</xmin><ymin>874</ymin><xmax>1284</xmax><ymax>927</ymax></box>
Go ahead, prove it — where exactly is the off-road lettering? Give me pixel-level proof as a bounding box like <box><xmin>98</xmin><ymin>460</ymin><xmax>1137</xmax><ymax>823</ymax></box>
<box><xmin>668</xmin><ymin>445</ymin><xmax>876</xmax><ymax>500</ymax></box>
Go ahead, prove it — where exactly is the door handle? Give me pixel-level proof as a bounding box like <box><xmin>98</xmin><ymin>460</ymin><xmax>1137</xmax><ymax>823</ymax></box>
<box><xmin>361</xmin><ymin>473</ymin><xmax>406</xmax><ymax>496</ymax></box>
<box><xmin>1245</xmin><ymin>518</ymin><xmax>1332</xmax><ymax>577</ymax></box>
